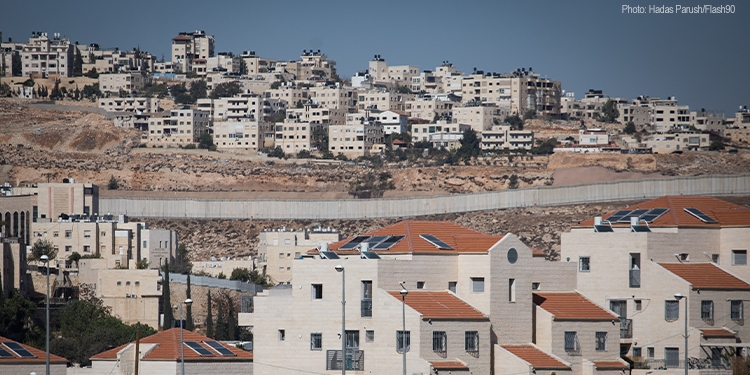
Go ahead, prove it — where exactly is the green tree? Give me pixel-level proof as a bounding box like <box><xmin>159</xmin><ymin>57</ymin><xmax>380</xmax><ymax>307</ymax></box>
<box><xmin>312</xmin><ymin>126</ymin><xmax>329</xmax><ymax>152</ymax></box>
<box><xmin>297</xmin><ymin>149</ymin><xmax>312</xmax><ymax>158</ymax></box>
<box><xmin>217</xmin><ymin>272</ymin><xmax>226</xmax><ymax>279</ymax></box>
<box><xmin>198</xmin><ymin>133</ymin><xmax>214</xmax><ymax>149</ymax></box>
<box><xmin>506</xmin><ymin>114</ymin><xmax>524</xmax><ymax>130</ymax></box>
<box><xmin>623</xmin><ymin>121</ymin><xmax>636</xmax><ymax>134</ymax></box>
<box><xmin>205</xmin><ymin>290</ymin><xmax>214</xmax><ymax>338</ymax></box>
<box><xmin>210</xmin><ymin>82</ymin><xmax>242</xmax><ymax>99</ymax></box>
<box><xmin>531</xmin><ymin>137</ymin><xmax>557</xmax><ymax>155</ymax></box>
<box><xmin>0</xmin><ymin>289</ymin><xmax>38</xmax><ymax>343</ymax></box>
<box><xmin>0</xmin><ymin>83</ymin><xmax>13</xmax><ymax>97</ymax></box>
<box><xmin>397</xmin><ymin>85</ymin><xmax>412</xmax><ymax>94</ymax></box>
<box><xmin>508</xmin><ymin>174</ymin><xmax>519</xmax><ymax>189</ymax></box>
<box><xmin>50</xmin><ymin>80</ymin><xmax>63</xmax><ymax>100</ymax></box>
<box><xmin>185</xmin><ymin>273</ymin><xmax>194</xmax><ymax>331</ymax></box>
<box><xmin>73</xmin><ymin>48</ymin><xmax>83</xmax><ymax>77</ymax></box>
<box><xmin>455</xmin><ymin>128</ymin><xmax>481</xmax><ymax>161</ymax></box>
<box><xmin>66</xmin><ymin>252</ymin><xmax>82</xmax><ymax>268</ymax></box>
<box><xmin>161</xmin><ymin>261</ymin><xmax>173</xmax><ymax>330</ymax></box>
<box><xmin>215</xmin><ymin>297</ymin><xmax>227</xmax><ymax>340</ymax></box>
<box><xmin>108</xmin><ymin>175</ymin><xmax>119</xmax><ymax>190</ymax></box>
<box><xmin>189</xmin><ymin>80</ymin><xmax>208</xmax><ymax>102</ymax></box>
<box><xmin>29</xmin><ymin>239</ymin><xmax>57</xmax><ymax>262</ymax></box>
<box><xmin>709</xmin><ymin>138</ymin><xmax>726</xmax><ymax>151</ymax></box>
<box><xmin>136</xmin><ymin>258</ymin><xmax>149</xmax><ymax>269</ymax></box>
<box><xmin>268</xmin><ymin>146</ymin><xmax>285</xmax><ymax>159</ymax></box>
<box><xmin>227</xmin><ymin>294</ymin><xmax>237</xmax><ymax>340</ymax></box>
<box><xmin>172</xmin><ymin>243</ymin><xmax>193</xmax><ymax>274</ymax></box>
<box><xmin>270</xmin><ymin>81</ymin><xmax>282</xmax><ymax>89</ymax></box>
<box><xmin>85</xmin><ymin>67</ymin><xmax>99</xmax><ymax>79</ymax></box>
<box><xmin>239</xmin><ymin>59</ymin><xmax>248</xmax><ymax>75</ymax></box>
<box><xmin>602</xmin><ymin>99</ymin><xmax>620</xmax><ymax>123</ymax></box>
<box><xmin>523</xmin><ymin>109</ymin><xmax>536</xmax><ymax>120</ymax></box>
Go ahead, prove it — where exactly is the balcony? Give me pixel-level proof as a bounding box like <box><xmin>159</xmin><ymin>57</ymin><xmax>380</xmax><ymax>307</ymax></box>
<box><xmin>629</xmin><ymin>269</ymin><xmax>641</xmax><ymax>288</ymax></box>
<box><xmin>326</xmin><ymin>349</ymin><xmax>364</xmax><ymax>371</ymax></box>
<box><xmin>361</xmin><ymin>299</ymin><xmax>372</xmax><ymax>317</ymax></box>
<box><xmin>620</xmin><ymin>318</ymin><xmax>633</xmax><ymax>339</ymax></box>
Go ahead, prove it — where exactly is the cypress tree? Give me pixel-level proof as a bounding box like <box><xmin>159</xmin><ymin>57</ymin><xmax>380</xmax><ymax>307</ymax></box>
<box><xmin>216</xmin><ymin>299</ymin><xmax>227</xmax><ymax>340</ymax></box>
<box><xmin>185</xmin><ymin>273</ymin><xmax>194</xmax><ymax>331</ymax></box>
<box><xmin>161</xmin><ymin>261</ymin><xmax>173</xmax><ymax>330</ymax></box>
<box><xmin>205</xmin><ymin>290</ymin><xmax>213</xmax><ymax>338</ymax></box>
<box><xmin>227</xmin><ymin>294</ymin><xmax>236</xmax><ymax>340</ymax></box>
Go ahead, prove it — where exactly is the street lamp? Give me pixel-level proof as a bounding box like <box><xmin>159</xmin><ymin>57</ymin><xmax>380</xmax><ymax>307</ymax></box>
<box><xmin>400</xmin><ymin>282</ymin><xmax>408</xmax><ymax>375</ymax></box>
<box><xmin>179</xmin><ymin>298</ymin><xmax>193</xmax><ymax>375</ymax></box>
<box><xmin>335</xmin><ymin>264</ymin><xmax>345</xmax><ymax>375</ymax></box>
<box><xmin>40</xmin><ymin>254</ymin><xmax>50</xmax><ymax>375</ymax></box>
<box><xmin>674</xmin><ymin>293</ymin><xmax>688</xmax><ymax>375</ymax></box>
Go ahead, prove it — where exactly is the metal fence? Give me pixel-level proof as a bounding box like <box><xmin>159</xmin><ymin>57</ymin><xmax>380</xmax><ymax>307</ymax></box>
<box><xmin>100</xmin><ymin>174</ymin><xmax>750</xmax><ymax>220</ymax></box>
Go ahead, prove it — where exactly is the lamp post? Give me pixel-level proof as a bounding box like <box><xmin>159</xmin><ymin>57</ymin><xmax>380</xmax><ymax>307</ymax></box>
<box><xmin>40</xmin><ymin>254</ymin><xmax>50</xmax><ymax>375</ymax></box>
<box><xmin>674</xmin><ymin>293</ymin><xmax>688</xmax><ymax>375</ymax></box>
<box><xmin>400</xmin><ymin>283</ymin><xmax>408</xmax><ymax>375</ymax></box>
<box><xmin>179</xmin><ymin>298</ymin><xmax>193</xmax><ymax>375</ymax></box>
<box><xmin>335</xmin><ymin>264</ymin><xmax>345</xmax><ymax>375</ymax></box>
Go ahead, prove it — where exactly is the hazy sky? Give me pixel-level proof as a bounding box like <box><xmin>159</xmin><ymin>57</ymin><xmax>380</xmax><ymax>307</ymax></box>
<box><xmin>3</xmin><ymin>0</ymin><xmax>748</xmax><ymax>114</ymax></box>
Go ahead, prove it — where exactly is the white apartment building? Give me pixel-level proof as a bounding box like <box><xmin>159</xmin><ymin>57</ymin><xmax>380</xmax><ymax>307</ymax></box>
<box><xmin>452</xmin><ymin>103</ymin><xmax>509</xmax><ymax>133</ymax></box>
<box><xmin>481</xmin><ymin>125</ymin><xmax>534</xmax><ymax>150</ymax></box>
<box><xmin>20</xmin><ymin>32</ymin><xmax>74</xmax><ymax>78</ymax></box>
<box><xmin>99</xmin><ymin>72</ymin><xmax>148</xmax><ymax>94</ymax></box>
<box><xmin>639</xmin><ymin>97</ymin><xmax>693</xmax><ymax>132</ymax></box>
<box><xmin>146</xmin><ymin>108</ymin><xmax>210</xmax><ymax>147</ymax></box>
<box><xmin>411</xmin><ymin>121</ymin><xmax>470</xmax><ymax>143</ymax></box>
<box><xmin>206</xmin><ymin>53</ymin><xmax>239</xmax><ymax>74</ymax></box>
<box><xmin>98</xmin><ymin>97</ymin><xmax>160</xmax><ymax>113</ymax></box>
<box><xmin>375</xmin><ymin>110</ymin><xmax>408</xmax><ymax>135</ymax></box>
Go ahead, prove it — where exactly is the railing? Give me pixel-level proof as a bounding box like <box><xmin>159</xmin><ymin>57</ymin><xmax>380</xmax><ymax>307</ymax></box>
<box><xmin>620</xmin><ymin>319</ymin><xmax>633</xmax><ymax>339</ymax></box>
<box><xmin>361</xmin><ymin>299</ymin><xmax>372</xmax><ymax>317</ymax></box>
<box><xmin>629</xmin><ymin>269</ymin><xmax>641</xmax><ymax>288</ymax></box>
<box><xmin>636</xmin><ymin>358</ymin><xmax>727</xmax><ymax>370</ymax></box>
<box><xmin>326</xmin><ymin>349</ymin><xmax>364</xmax><ymax>371</ymax></box>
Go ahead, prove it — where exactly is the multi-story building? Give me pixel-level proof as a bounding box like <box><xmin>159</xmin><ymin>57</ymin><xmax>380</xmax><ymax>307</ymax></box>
<box><xmin>405</xmin><ymin>96</ymin><xmax>455</xmax><ymax>122</ymax></box>
<box><xmin>643</xmin><ymin>132</ymin><xmax>709</xmax><ymax>153</ymax></box>
<box><xmin>146</xmin><ymin>108</ymin><xmax>210</xmax><ymax>147</ymax></box>
<box><xmin>453</xmin><ymin>103</ymin><xmax>509</xmax><ymax>133</ymax></box>
<box><xmin>20</xmin><ymin>31</ymin><xmax>74</xmax><ymax>78</ymax></box>
<box><xmin>80</xmin><ymin>45</ymin><xmax>155</xmax><ymax>74</ymax></box>
<box><xmin>264</xmin><ymin>84</ymin><xmax>308</xmax><ymax>106</ymax></box>
<box><xmin>329</xmin><ymin>118</ymin><xmax>384</xmax><ymax>158</ymax></box>
<box><xmin>255</xmin><ymin>227</ymin><xmax>341</xmax><ymax>285</ymax></box>
<box><xmin>617</xmin><ymin>98</ymin><xmax>651</xmax><ymax>126</ymax></box>
<box><xmin>561</xmin><ymin>196</ymin><xmax>750</xmax><ymax>371</ymax></box>
<box><xmin>639</xmin><ymin>97</ymin><xmax>693</xmax><ymax>132</ymax></box>
<box><xmin>287</xmin><ymin>101</ymin><xmax>345</xmax><ymax>125</ymax></box>
<box><xmin>308</xmin><ymin>84</ymin><xmax>357</xmax><ymax>112</ymax></box>
<box><xmin>277</xmin><ymin>50</ymin><xmax>336</xmax><ymax>81</ymax></box>
<box><xmin>374</xmin><ymin>110</ymin><xmax>408</xmax><ymax>135</ymax></box>
<box><xmin>480</xmin><ymin>125</ymin><xmax>534</xmax><ymax>150</ymax></box>
<box><xmin>171</xmin><ymin>30</ymin><xmax>214</xmax><ymax>74</ymax></box>
<box><xmin>273</xmin><ymin>118</ymin><xmax>320</xmax><ymax>154</ymax></box>
<box><xmin>98</xmin><ymin>72</ymin><xmax>148</xmax><ymax>94</ymax></box>
<box><xmin>366</xmin><ymin>55</ymin><xmax>419</xmax><ymax>84</ymax></box>
<box><xmin>213</xmin><ymin>118</ymin><xmax>269</xmax><ymax>152</ymax></box>
<box><xmin>356</xmin><ymin>88</ymin><xmax>413</xmax><ymax>112</ymax></box>
<box><xmin>691</xmin><ymin>110</ymin><xmax>725</xmax><ymax>133</ymax></box>
<box><xmin>240</xmin><ymin>50</ymin><xmax>276</xmax><ymax>76</ymax></box>
<box><xmin>0</xmin><ymin>39</ymin><xmax>22</xmax><ymax>77</ymax></box>
<box><xmin>725</xmin><ymin>106</ymin><xmax>750</xmax><ymax>143</ymax></box>
<box><xmin>433</xmin><ymin>61</ymin><xmax>463</xmax><ymax>94</ymax></box>
<box><xmin>579</xmin><ymin>128</ymin><xmax>610</xmax><ymax>146</ymax></box>
<box><xmin>33</xmin><ymin>181</ymin><xmax>99</xmax><ymax>220</ymax></box>
<box><xmin>1</xmin><ymin>238</ymin><xmax>27</xmax><ymax>298</ymax></box>
<box><xmin>206</xmin><ymin>53</ymin><xmax>240</xmax><ymax>74</ymax></box>
<box><xmin>461</xmin><ymin>70</ymin><xmax>562</xmax><ymax>118</ymax></box>
<box><xmin>411</xmin><ymin>121</ymin><xmax>469</xmax><ymax>143</ymax></box>
<box><xmin>98</xmin><ymin>97</ymin><xmax>160</xmax><ymax>113</ymax></box>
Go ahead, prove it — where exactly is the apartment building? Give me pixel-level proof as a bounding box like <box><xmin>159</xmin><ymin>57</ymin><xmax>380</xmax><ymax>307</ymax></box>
<box><xmin>20</xmin><ymin>31</ymin><xmax>74</xmax><ymax>78</ymax></box>
<box><xmin>356</xmin><ymin>88</ymin><xmax>413</xmax><ymax>112</ymax></box>
<box><xmin>633</xmin><ymin>97</ymin><xmax>693</xmax><ymax>132</ymax></box>
<box><xmin>206</xmin><ymin>53</ymin><xmax>239</xmax><ymax>74</ymax></box>
<box><xmin>146</xmin><ymin>108</ymin><xmax>210</xmax><ymax>147</ymax></box>
<box><xmin>411</xmin><ymin>121</ymin><xmax>469</xmax><ymax>143</ymax></box>
<box><xmin>239</xmin><ymin>50</ymin><xmax>277</xmax><ymax>75</ymax></box>
<box><xmin>273</xmin><ymin>118</ymin><xmax>320</xmax><ymax>154</ymax></box>
<box><xmin>171</xmin><ymin>30</ymin><xmax>214</xmax><ymax>74</ymax></box>
<box><xmin>81</xmin><ymin>45</ymin><xmax>155</xmax><ymax>74</ymax></box>
<box><xmin>453</xmin><ymin>103</ymin><xmax>509</xmax><ymax>133</ymax></box>
<box><xmin>277</xmin><ymin>50</ymin><xmax>336</xmax><ymax>81</ymax></box>
<box><xmin>328</xmin><ymin>120</ymin><xmax>384</xmax><ymax>158</ymax></box>
<box><xmin>561</xmin><ymin>196</ymin><xmax>750</xmax><ymax>371</ymax></box>
<box><xmin>33</xmin><ymin>181</ymin><xmax>99</xmax><ymax>220</ymax></box>
<box><xmin>0</xmin><ymin>39</ymin><xmax>22</xmax><ymax>77</ymax></box>
<box><xmin>367</xmin><ymin>55</ymin><xmax>419</xmax><ymax>84</ymax></box>
<box><xmin>579</xmin><ymin>128</ymin><xmax>610</xmax><ymax>145</ymax></box>
<box><xmin>98</xmin><ymin>72</ymin><xmax>148</xmax><ymax>94</ymax></box>
<box><xmin>405</xmin><ymin>96</ymin><xmax>455</xmax><ymax>122</ymax></box>
<box><xmin>432</xmin><ymin>61</ymin><xmax>464</xmax><ymax>94</ymax></box>
<box><xmin>287</xmin><ymin>101</ymin><xmax>346</xmax><ymax>125</ymax></box>
<box><xmin>264</xmin><ymin>84</ymin><xmax>308</xmax><ymax>105</ymax></box>
<box><xmin>725</xmin><ymin>106</ymin><xmax>750</xmax><ymax>143</ymax></box>
<box><xmin>461</xmin><ymin>69</ymin><xmax>562</xmax><ymax>118</ymax></box>
<box><xmin>98</xmin><ymin>97</ymin><xmax>160</xmax><ymax>113</ymax></box>
<box><xmin>255</xmin><ymin>227</ymin><xmax>341</xmax><ymax>285</ymax></box>
<box><xmin>618</xmin><ymin>100</ymin><xmax>652</xmax><ymax>126</ymax></box>
<box><xmin>561</xmin><ymin>90</ymin><xmax>629</xmax><ymax>121</ymax></box>
<box><xmin>374</xmin><ymin>110</ymin><xmax>408</xmax><ymax>135</ymax></box>
<box><xmin>481</xmin><ymin>125</ymin><xmax>534</xmax><ymax>150</ymax></box>
<box><xmin>691</xmin><ymin>110</ymin><xmax>725</xmax><ymax>133</ymax></box>
<box><xmin>308</xmin><ymin>84</ymin><xmax>357</xmax><ymax>111</ymax></box>
<box><xmin>213</xmin><ymin>118</ymin><xmax>269</xmax><ymax>152</ymax></box>
<box><xmin>643</xmin><ymin>132</ymin><xmax>709</xmax><ymax>153</ymax></box>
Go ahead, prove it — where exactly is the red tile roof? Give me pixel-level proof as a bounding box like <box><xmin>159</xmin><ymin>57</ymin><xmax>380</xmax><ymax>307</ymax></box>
<box><xmin>577</xmin><ymin>196</ymin><xmax>750</xmax><ymax>228</ymax></box>
<box><xmin>387</xmin><ymin>291</ymin><xmax>488</xmax><ymax>320</ymax></box>
<box><xmin>0</xmin><ymin>336</ymin><xmax>67</xmax><ymax>364</ymax></box>
<box><xmin>91</xmin><ymin>328</ymin><xmax>252</xmax><ymax>361</ymax></box>
<box><xmin>594</xmin><ymin>360</ymin><xmax>629</xmax><ymax>369</ymax></box>
<box><xmin>319</xmin><ymin>220</ymin><xmax>503</xmax><ymax>255</ymax></box>
<box><xmin>501</xmin><ymin>344</ymin><xmax>570</xmax><ymax>370</ymax></box>
<box><xmin>533</xmin><ymin>291</ymin><xmax>619</xmax><ymax>320</ymax></box>
<box><xmin>659</xmin><ymin>263</ymin><xmax>750</xmax><ymax>290</ymax></box>
<box><xmin>430</xmin><ymin>360</ymin><xmax>469</xmax><ymax>370</ymax></box>
<box><xmin>700</xmin><ymin>328</ymin><xmax>736</xmax><ymax>338</ymax></box>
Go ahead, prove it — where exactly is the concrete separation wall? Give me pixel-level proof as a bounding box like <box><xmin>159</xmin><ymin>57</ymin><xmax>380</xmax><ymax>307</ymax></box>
<box><xmin>101</xmin><ymin>174</ymin><xmax>750</xmax><ymax>220</ymax></box>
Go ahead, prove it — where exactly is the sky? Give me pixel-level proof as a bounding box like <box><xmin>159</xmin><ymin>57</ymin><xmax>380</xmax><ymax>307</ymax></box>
<box><xmin>3</xmin><ymin>0</ymin><xmax>748</xmax><ymax>115</ymax></box>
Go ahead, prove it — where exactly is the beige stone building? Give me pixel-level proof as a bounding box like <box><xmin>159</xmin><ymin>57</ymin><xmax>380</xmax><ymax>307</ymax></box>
<box><xmin>561</xmin><ymin>196</ymin><xmax>750</xmax><ymax>371</ymax></box>
<box><xmin>725</xmin><ymin>106</ymin><xmax>750</xmax><ymax>144</ymax></box>
<box><xmin>579</xmin><ymin>128</ymin><xmax>610</xmax><ymax>145</ymax></box>
<box><xmin>277</xmin><ymin>50</ymin><xmax>336</xmax><ymax>81</ymax></box>
<box><xmin>171</xmin><ymin>30</ymin><xmax>214</xmax><ymax>74</ymax></box>
<box><xmin>1</xmin><ymin>238</ymin><xmax>26</xmax><ymax>298</ymax></box>
<box><xmin>206</xmin><ymin>53</ymin><xmax>239</xmax><ymax>74</ymax></box>
<box><xmin>20</xmin><ymin>32</ymin><xmax>73</xmax><ymax>78</ymax></box>
<box><xmin>146</xmin><ymin>108</ymin><xmax>210</xmax><ymax>147</ymax></box>
<box><xmin>98</xmin><ymin>97</ymin><xmax>160</xmax><ymax>113</ymax></box>
<box><xmin>98</xmin><ymin>72</ymin><xmax>148</xmax><ymax>94</ymax></box>
<box><xmin>1</xmin><ymin>39</ymin><xmax>22</xmax><ymax>77</ymax></box>
<box><xmin>273</xmin><ymin>119</ymin><xmax>321</xmax><ymax>154</ymax></box>
<box><xmin>329</xmin><ymin>119</ymin><xmax>384</xmax><ymax>158</ymax></box>
<box><xmin>356</xmin><ymin>88</ymin><xmax>413</xmax><ymax>112</ymax></box>
<box><xmin>374</xmin><ymin>110</ymin><xmax>408</xmax><ymax>135</ymax></box>
<box><xmin>405</xmin><ymin>96</ymin><xmax>455</xmax><ymax>122</ymax></box>
<box><xmin>691</xmin><ymin>110</ymin><xmax>725</xmax><ymax>133</ymax></box>
<box><xmin>481</xmin><ymin>125</ymin><xmax>534</xmax><ymax>150</ymax></box>
<box><xmin>255</xmin><ymin>227</ymin><xmax>341</xmax><ymax>285</ymax></box>
<box><xmin>411</xmin><ymin>121</ymin><xmax>469</xmax><ymax>143</ymax></box>
<box><xmin>34</xmin><ymin>181</ymin><xmax>99</xmax><ymax>220</ymax></box>
<box><xmin>213</xmin><ymin>118</ymin><xmax>269</xmax><ymax>152</ymax></box>
<box><xmin>308</xmin><ymin>84</ymin><xmax>357</xmax><ymax>111</ymax></box>
<box><xmin>0</xmin><ymin>193</ymin><xmax>33</xmax><ymax>247</ymax></box>
<box><xmin>461</xmin><ymin>70</ymin><xmax>562</xmax><ymax>118</ymax></box>
<box><xmin>240</xmin><ymin>50</ymin><xmax>277</xmax><ymax>76</ymax></box>
<box><xmin>452</xmin><ymin>103</ymin><xmax>509</xmax><ymax>133</ymax></box>
<box><xmin>287</xmin><ymin>101</ymin><xmax>346</xmax><ymax>125</ymax></box>
<box><xmin>644</xmin><ymin>132</ymin><xmax>709</xmax><ymax>153</ymax></box>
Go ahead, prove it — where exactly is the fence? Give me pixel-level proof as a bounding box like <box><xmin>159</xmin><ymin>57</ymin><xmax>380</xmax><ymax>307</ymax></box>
<box><xmin>168</xmin><ymin>273</ymin><xmax>262</xmax><ymax>294</ymax></box>
<box><xmin>100</xmin><ymin>174</ymin><xmax>750</xmax><ymax>220</ymax></box>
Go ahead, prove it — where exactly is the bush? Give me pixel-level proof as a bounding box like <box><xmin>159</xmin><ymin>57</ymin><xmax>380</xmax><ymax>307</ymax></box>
<box><xmin>107</xmin><ymin>175</ymin><xmax>119</xmax><ymax>190</ymax></box>
<box><xmin>184</xmin><ymin>144</ymin><xmax>197</xmax><ymax>149</ymax></box>
<box><xmin>297</xmin><ymin>149</ymin><xmax>312</xmax><ymax>158</ymax></box>
<box><xmin>268</xmin><ymin>146</ymin><xmax>285</xmax><ymax>159</ymax></box>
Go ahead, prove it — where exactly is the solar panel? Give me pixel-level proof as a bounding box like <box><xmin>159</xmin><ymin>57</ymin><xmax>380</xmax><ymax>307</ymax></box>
<box><xmin>0</xmin><ymin>347</ymin><xmax>13</xmax><ymax>358</ymax></box>
<box><xmin>631</xmin><ymin>225</ymin><xmax>651</xmax><ymax>232</ymax></box>
<box><xmin>360</xmin><ymin>251</ymin><xmax>381</xmax><ymax>259</ymax></box>
<box><xmin>184</xmin><ymin>341</ymin><xmax>214</xmax><ymax>356</ymax></box>
<box><xmin>419</xmin><ymin>234</ymin><xmax>454</xmax><ymax>250</ymax></box>
<box><xmin>204</xmin><ymin>341</ymin><xmax>236</xmax><ymax>356</ymax></box>
<box><xmin>2</xmin><ymin>342</ymin><xmax>36</xmax><ymax>358</ymax></box>
<box><xmin>371</xmin><ymin>235</ymin><xmax>405</xmax><ymax>250</ymax></box>
<box><xmin>594</xmin><ymin>225</ymin><xmax>614</xmax><ymax>232</ymax></box>
<box><xmin>684</xmin><ymin>208</ymin><xmax>718</xmax><ymax>224</ymax></box>
<box><xmin>605</xmin><ymin>210</ymin><xmax>633</xmax><ymax>223</ymax></box>
<box><xmin>640</xmin><ymin>208</ymin><xmax>669</xmax><ymax>223</ymax></box>
<box><xmin>320</xmin><ymin>251</ymin><xmax>340</xmax><ymax>260</ymax></box>
<box><xmin>362</xmin><ymin>236</ymin><xmax>389</xmax><ymax>248</ymax></box>
<box><xmin>616</xmin><ymin>209</ymin><xmax>650</xmax><ymax>223</ymax></box>
<box><xmin>339</xmin><ymin>236</ymin><xmax>371</xmax><ymax>250</ymax></box>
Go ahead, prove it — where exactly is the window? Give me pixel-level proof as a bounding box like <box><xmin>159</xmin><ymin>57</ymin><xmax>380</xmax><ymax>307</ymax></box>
<box><xmin>417</xmin><ymin>281</ymin><xmax>425</xmax><ymax>289</ymax></box>
<box><xmin>433</xmin><ymin>331</ymin><xmax>447</xmax><ymax>354</ymax></box>
<box><xmin>677</xmin><ymin>253</ymin><xmax>688</xmax><ymax>261</ymax></box>
<box><xmin>117</xmin><ymin>281</ymin><xmax>122</xmax><ymax>286</ymax></box>
<box><xmin>564</xmin><ymin>331</ymin><xmax>580</xmax><ymax>353</ymax></box>
<box><xmin>345</xmin><ymin>330</ymin><xmax>359</xmax><ymax>349</ymax></box>
<box><xmin>635</xmin><ymin>300</ymin><xmax>642</xmax><ymax>311</ymax></box>
<box><xmin>471</xmin><ymin>277</ymin><xmax>484</xmax><ymax>293</ymax></box>
<box><xmin>509</xmin><ymin>279</ymin><xmax>516</xmax><ymax>302</ymax></box>
<box><xmin>701</xmin><ymin>300</ymin><xmax>714</xmax><ymax>323</ymax></box>
<box><xmin>647</xmin><ymin>347</ymin><xmax>655</xmax><ymax>358</ymax></box>
<box><xmin>83</xmin><ymin>245</ymin><xmax>90</xmax><ymax>252</ymax></box>
<box><xmin>366</xmin><ymin>330</ymin><xmax>374</xmax><ymax>342</ymax></box>
<box><xmin>278</xmin><ymin>329</ymin><xmax>285</xmax><ymax>341</ymax></box>
<box><xmin>579</xmin><ymin>256</ymin><xmax>590</xmax><ymax>272</ymax></box>
<box><xmin>633</xmin><ymin>347</ymin><xmax>642</xmax><ymax>358</ymax></box>
<box><xmin>279</xmin><ymin>252</ymin><xmax>284</xmax><ymax>259</ymax></box>
<box><xmin>53</xmin><ymin>231</ymin><xmax>59</xmax><ymax>237</ymax></box>
<box><xmin>532</xmin><ymin>282</ymin><xmax>541</xmax><ymax>290</ymax></box>
<box><xmin>665</xmin><ymin>300</ymin><xmax>679</xmax><ymax>322</ymax></box>
<box><xmin>733</xmin><ymin>250</ymin><xmax>747</xmax><ymax>265</ymax></box>
<box><xmin>65</xmin><ymin>230</ymin><xmax>72</xmax><ymax>239</ymax></box>
<box><xmin>310</xmin><ymin>333</ymin><xmax>322</xmax><ymax>350</ymax></box>
<box><xmin>595</xmin><ymin>332</ymin><xmax>607</xmax><ymax>351</ymax></box>
<box><xmin>312</xmin><ymin>284</ymin><xmax>323</xmax><ymax>300</ymax></box>
<box><xmin>712</xmin><ymin>254</ymin><xmax>719</xmax><ymax>263</ymax></box>
<box><xmin>448</xmin><ymin>282</ymin><xmax>457</xmax><ymax>293</ymax></box>
<box><xmin>84</xmin><ymin>230</ymin><xmax>91</xmax><ymax>238</ymax></box>
<box><xmin>143</xmin><ymin>240</ymin><xmax>147</xmax><ymax>248</ymax></box>
<box><xmin>100</xmin><ymin>231</ymin><xmax>106</xmax><ymax>237</ymax></box>
<box><xmin>665</xmin><ymin>347</ymin><xmax>680</xmax><ymax>367</ymax></box>
<box><xmin>65</xmin><ymin>246</ymin><xmax>72</xmax><ymax>252</ymax></box>
<box><xmin>732</xmin><ymin>300</ymin><xmax>744</xmax><ymax>322</ymax></box>
<box><xmin>465</xmin><ymin>331</ymin><xmax>479</xmax><ymax>354</ymax></box>
<box><xmin>396</xmin><ymin>330</ymin><xmax>410</xmax><ymax>353</ymax></box>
